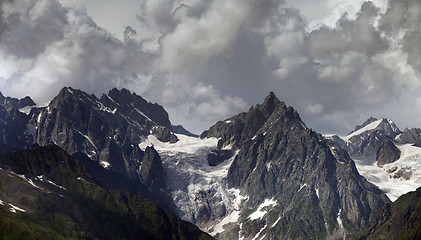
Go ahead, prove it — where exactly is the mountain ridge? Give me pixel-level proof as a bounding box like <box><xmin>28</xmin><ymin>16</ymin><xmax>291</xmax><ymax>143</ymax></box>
<box><xmin>1</xmin><ymin>88</ymin><xmax>420</xmax><ymax>239</ymax></box>
<box><xmin>200</xmin><ymin>92</ymin><xmax>389</xmax><ymax>239</ymax></box>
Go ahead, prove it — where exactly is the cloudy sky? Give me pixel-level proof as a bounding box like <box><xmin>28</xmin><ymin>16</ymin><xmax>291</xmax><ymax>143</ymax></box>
<box><xmin>0</xmin><ymin>0</ymin><xmax>420</xmax><ymax>135</ymax></box>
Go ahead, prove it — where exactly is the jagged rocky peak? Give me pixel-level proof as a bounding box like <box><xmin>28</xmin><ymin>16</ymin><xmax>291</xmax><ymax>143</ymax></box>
<box><xmin>339</xmin><ymin>117</ymin><xmax>402</xmax><ymax>156</ymax></box>
<box><xmin>349</xmin><ymin>117</ymin><xmax>378</xmax><ymax>135</ymax></box>
<box><xmin>348</xmin><ymin>117</ymin><xmax>401</xmax><ymax>137</ymax></box>
<box><xmin>33</xmin><ymin>87</ymin><xmax>174</xmax><ymax>182</ymax></box>
<box><xmin>105</xmin><ymin>88</ymin><xmax>172</xmax><ymax>130</ymax></box>
<box><xmin>0</xmin><ymin>91</ymin><xmax>36</xmax><ymax>109</ymax></box>
<box><xmin>396</xmin><ymin>127</ymin><xmax>421</xmax><ymax>145</ymax></box>
<box><xmin>201</xmin><ymin>91</ymin><xmax>302</xmax><ymax>150</ymax></box>
<box><xmin>376</xmin><ymin>138</ymin><xmax>401</xmax><ymax>167</ymax></box>
<box><xmin>203</xmin><ymin>92</ymin><xmax>388</xmax><ymax>239</ymax></box>
<box><xmin>259</xmin><ymin>91</ymin><xmax>282</xmax><ymax>117</ymax></box>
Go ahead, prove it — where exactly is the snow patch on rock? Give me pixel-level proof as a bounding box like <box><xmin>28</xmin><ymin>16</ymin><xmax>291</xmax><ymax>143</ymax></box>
<box><xmin>353</xmin><ymin>143</ymin><xmax>421</xmax><ymax>201</ymax></box>
<box><xmin>249</xmin><ymin>198</ymin><xmax>277</xmax><ymax>220</ymax></box>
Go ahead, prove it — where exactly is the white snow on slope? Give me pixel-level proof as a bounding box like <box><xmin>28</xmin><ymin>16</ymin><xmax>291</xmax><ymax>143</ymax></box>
<box><xmin>10</xmin><ymin>172</ymin><xmax>43</xmax><ymax>189</ymax></box>
<box><xmin>272</xmin><ymin>216</ymin><xmax>281</xmax><ymax>228</ymax></box>
<box><xmin>251</xmin><ymin>224</ymin><xmax>267</xmax><ymax>240</ymax></box>
<box><xmin>18</xmin><ymin>106</ymin><xmax>33</xmax><ymax>115</ymax></box>
<box><xmin>353</xmin><ymin>143</ymin><xmax>421</xmax><ymax>201</ymax></box>
<box><xmin>100</xmin><ymin>161</ymin><xmax>111</xmax><ymax>169</ymax></box>
<box><xmin>139</xmin><ymin>134</ymin><xmax>218</xmax><ymax>154</ymax></box>
<box><xmin>342</xmin><ymin>119</ymin><xmax>383</xmax><ymax>141</ymax></box>
<box><xmin>249</xmin><ymin>198</ymin><xmax>277</xmax><ymax>220</ymax></box>
<box><xmin>47</xmin><ymin>180</ymin><xmax>67</xmax><ymax>190</ymax></box>
<box><xmin>337</xmin><ymin>209</ymin><xmax>343</xmax><ymax>229</ymax></box>
<box><xmin>9</xmin><ymin>204</ymin><xmax>26</xmax><ymax>213</ymax></box>
<box><xmin>140</xmin><ymin>134</ymin><xmax>248</xmax><ymax>236</ymax></box>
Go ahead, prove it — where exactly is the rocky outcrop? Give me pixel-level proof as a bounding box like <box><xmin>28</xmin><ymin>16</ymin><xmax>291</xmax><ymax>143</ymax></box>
<box><xmin>396</xmin><ymin>127</ymin><xmax>421</xmax><ymax>145</ymax></box>
<box><xmin>140</xmin><ymin>146</ymin><xmax>165</xmax><ymax>191</ymax></box>
<box><xmin>0</xmin><ymin>92</ymin><xmax>35</xmax><ymax>151</ymax></box>
<box><xmin>203</xmin><ymin>92</ymin><xmax>389</xmax><ymax>239</ymax></box>
<box><xmin>376</xmin><ymin>139</ymin><xmax>401</xmax><ymax>167</ymax></box>
<box><xmin>207</xmin><ymin>149</ymin><xmax>233</xmax><ymax>166</ymax></box>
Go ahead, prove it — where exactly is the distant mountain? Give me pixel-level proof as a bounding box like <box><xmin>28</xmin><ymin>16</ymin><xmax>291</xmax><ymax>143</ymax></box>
<box><xmin>396</xmin><ymin>127</ymin><xmax>421</xmax><ymax>146</ymax></box>
<box><xmin>357</xmin><ymin>186</ymin><xmax>421</xmax><ymax>240</ymax></box>
<box><xmin>199</xmin><ymin>92</ymin><xmax>389</xmax><ymax>239</ymax></box>
<box><xmin>0</xmin><ymin>145</ymin><xmax>212</xmax><ymax>240</ymax></box>
<box><xmin>329</xmin><ymin>117</ymin><xmax>421</xmax><ymax>201</ymax></box>
<box><xmin>172</xmin><ymin>124</ymin><xmax>198</xmax><ymax>137</ymax></box>
<box><xmin>329</xmin><ymin>117</ymin><xmax>401</xmax><ymax>157</ymax></box>
<box><xmin>0</xmin><ymin>92</ymin><xmax>36</xmax><ymax>151</ymax></box>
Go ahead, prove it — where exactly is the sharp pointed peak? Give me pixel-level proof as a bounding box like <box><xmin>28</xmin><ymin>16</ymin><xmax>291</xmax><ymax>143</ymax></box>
<box><xmin>258</xmin><ymin>91</ymin><xmax>285</xmax><ymax>118</ymax></box>
<box><xmin>264</xmin><ymin>91</ymin><xmax>279</xmax><ymax>102</ymax></box>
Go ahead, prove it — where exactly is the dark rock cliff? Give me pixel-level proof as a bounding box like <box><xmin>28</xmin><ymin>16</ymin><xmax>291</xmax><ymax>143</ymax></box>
<box><xmin>203</xmin><ymin>92</ymin><xmax>389</xmax><ymax>239</ymax></box>
<box><xmin>376</xmin><ymin>138</ymin><xmax>401</xmax><ymax>167</ymax></box>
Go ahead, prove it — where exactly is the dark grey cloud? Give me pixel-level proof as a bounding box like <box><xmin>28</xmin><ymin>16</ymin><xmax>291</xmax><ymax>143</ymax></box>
<box><xmin>0</xmin><ymin>0</ymin><xmax>420</xmax><ymax>135</ymax></box>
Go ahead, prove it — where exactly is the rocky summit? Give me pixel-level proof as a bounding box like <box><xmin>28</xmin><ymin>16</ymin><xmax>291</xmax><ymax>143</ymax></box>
<box><xmin>201</xmin><ymin>92</ymin><xmax>389</xmax><ymax>239</ymax></box>
<box><xmin>0</xmin><ymin>87</ymin><xmax>176</xmax><ymax>190</ymax></box>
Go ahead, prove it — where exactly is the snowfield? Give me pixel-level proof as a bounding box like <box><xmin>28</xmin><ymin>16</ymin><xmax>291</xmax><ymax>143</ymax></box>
<box><xmin>352</xmin><ymin>143</ymin><xmax>421</xmax><ymax>201</ymax></box>
<box><xmin>140</xmin><ymin>134</ymin><xmax>248</xmax><ymax>236</ymax></box>
<box><xmin>342</xmin><ymin>119</ymin><xmax>383</xmax><ymax>141</ymax></box>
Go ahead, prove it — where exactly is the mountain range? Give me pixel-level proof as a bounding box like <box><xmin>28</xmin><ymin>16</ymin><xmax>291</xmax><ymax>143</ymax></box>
<box><xmin>1</xmin><ymin>87</ymin><xmax>420</xmax><ymax>239</ymax></box>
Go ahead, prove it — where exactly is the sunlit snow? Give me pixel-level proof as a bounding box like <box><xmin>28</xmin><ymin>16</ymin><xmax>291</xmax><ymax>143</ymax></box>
<box><xmin>249</xmin><ymin>198</ymin><xmax>277</xmax><ymax>220</ymax></box>
<box><xmin>47</xmin><ymin>180</ymin><xmax>67</xmax><ymax>190</ymax></box>
<box><xmin>140</xmin><ymin>133</ymin><xmax>248</xmax><ymax>236</ymax></box>
<box><xmin>337</xmin><ymin>209</ymin><xmax>343</xmax><ymax>229</ymax></box>
<box><xmin>251</xmin><ymin>224</ymin><xmax>267</xmax><ymax>240</ymax></box>
<box><xmin>100</xmin><ymin>161</ymin><xmax>111</xmax><ymax>168</ymax></box>
<box><xmin>353</xmin><ymin>143</ymin><xmax>421</xmax><ymax>201</ymax></box>
<box><xmin>9</xmin><ymin>203</ymin><xmax>26</xmax><ymax>213</ymax></box>
<box><xmin>342</xmin><ymin>119</ymin><xmax>382</xmax><ymax>141</ymax></box>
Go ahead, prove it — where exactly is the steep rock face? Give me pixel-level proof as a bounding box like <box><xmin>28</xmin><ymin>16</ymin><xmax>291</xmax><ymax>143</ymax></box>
<box><xmin>345</xmin><ymin>118</ymin><xmax>401</xmax><ymax>156</ymax></box>
<box><xmin>203</xmin><ymin>92</ymin><xmax>389</xmax><ymax>239</ymax></box>
<box><xmin>33</xmin><ymin>87</ymin><xmax>173</xmax><ymax>182</ymax></box>
<box><xmin>0</xmin><ymin>92</ymin><xmax>35</xmax><ymax>151</ymax></box>
<box><xmin>328</xmin><ymin>118</ymin><xmax>402</xmax><ymax>159</ymax></box>
<box><xmin>106</xmin><ymin>88</ymin><xmax>172</xmax><ymax>130</ymax></box>
<box><xmin>207</xmin><ymin>149</ymin><xmax>233</xmax><ymax>167</ymax></box>
<box><xmin>357</xmin><ymin>187</ymin><xmax>421</xmax><ymax>240</ymax></box>
<box><xmin>201</xmin><ymin>92</ymin><xmax>289</xmax><ymax>150</ymax></box>
<box><xmin>140</xmin><ymin>146</ymin><xmax>165</xmax><ymax>191</ymax></box>
<box><xmin>376</xmin><ymin>139</ymin><xmax>401</xmax><ymax>167</ymax></box>
<box><xmin>396</xmin><ymin>127</ymin><xmax>421</xmax><ymax>145</ymax></box>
